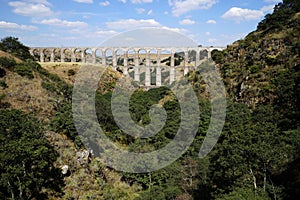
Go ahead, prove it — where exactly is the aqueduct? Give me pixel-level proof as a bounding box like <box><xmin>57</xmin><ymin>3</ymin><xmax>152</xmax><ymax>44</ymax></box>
<box><xmin>29</xmin><ymin>46</ymin><xmax>225</xmax><ymax>86</ymax></box>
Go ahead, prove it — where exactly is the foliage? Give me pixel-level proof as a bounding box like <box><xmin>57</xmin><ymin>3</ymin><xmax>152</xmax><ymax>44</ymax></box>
<box><xmin>0</xmin><ymin>109</ymin><xmax>63</xmax><ymax>199</ymax></box>
<box><xmin>0</xmin><ymin>80</ymin><xmax>7</xmax><ymax>89</ymax></box>
<box><xmin>0</xmin><ymin>93</ymin><xmax>10</xmax><ymax>109</ymax></box>
<box><xmin>0</xmin><ymin>68</ymin><xmax>6</xmax><ymax>78</ymax></box>
<box><xmin>50</xmin><ymin>102</ymin><xmax>83</xmax><ymax>149</ymax></box>
<box><xmin>68</xmin><ymin>69</ymin><xmax>76</xmax><ymax>76</ymax></box>
<box><xmin>0</xmin><ymin>36</ymin><xmax>33</xmax><ymax>60</ymax></box>
<box><xmin>14</xmin><ymin>63</ymin><xmax>34</xmax><ymax>79</ymax></box>
<box><xmin>216</xmin><ymin>187</ymin><xmax>270</xmax><ymax>200</ymax></box>
<box><xmin>0</xmin><ymin>56</ymin><xmax>16</xmax><ymax>69</ymax></box>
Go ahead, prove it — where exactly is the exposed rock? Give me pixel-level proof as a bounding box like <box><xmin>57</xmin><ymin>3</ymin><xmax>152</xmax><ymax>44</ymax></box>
<box><xmin>76</xmin><ymin>149</ymin><xmax>93</xmax><ymax>165</ymax></box>
<box><xmin>61</xmin><ymin>165</ymin><xmax>69</xmax><ymax>175</ymax></box>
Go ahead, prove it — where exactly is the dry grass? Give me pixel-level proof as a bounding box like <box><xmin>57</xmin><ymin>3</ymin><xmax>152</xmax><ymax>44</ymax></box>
<box><xmin>40</xmin><ymin>62</ymin><xmax>80</xmax><ymax>84</ymax></box>
<box><xmin>0</xmin><ymin>50</ymin><xmax>22</xmax><ymax>63</ymax></box>
<box><xmin>0</xmin><ymin>70</ymin><xmax>54</xmax><ymax>120</ymax></box>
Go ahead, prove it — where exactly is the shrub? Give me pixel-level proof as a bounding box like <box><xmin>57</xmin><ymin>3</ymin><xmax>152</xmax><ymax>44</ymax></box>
<box><xmin>0</xmin><ymin>93</ymin><xmax>10</xmax><ymax>108</ymax></box>
<box><xmin>41</xmin><ymin>81</ymin><xmax>57</xmax><ymax>93</ymax></box>
<box><xmin>249</xmin><ymin>65</ymin><xmax>261</xmax><ymax>74</ymax></box>
<box><xmin>0</xmin><ymin>80</ymin><xmax>7</xmax><ymax>89</ymax></box>
<box><xmin>68</xmin><ymin>69</ymin><xmax>76</xmax><ymax>76</ymax></box>
<box><xmin>0</xmin><ymin>56</ymin><xmax>16</xmax><ymax>69</ymax></box>
<box><xmin>14</xmin><ymin>63</ymin><xmax>34</xmax><ymax>79</ymax></box>
<box><xmin>0</xmin><ymin>68</ymin><xmax>6</xmax><ymax>77</ymax></box>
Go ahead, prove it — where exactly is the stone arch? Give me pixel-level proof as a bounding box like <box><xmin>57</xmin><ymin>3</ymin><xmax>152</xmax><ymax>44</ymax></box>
<box><xmin>63</xmin><ymin>48</ymin><xmax>72</xmax><ymax>62</ymax></box>
<box><xmin>43</xmin><ymin>48</ymin><xmax>52</xmax><ymax>62</ymax></box>
<box><xmin>148</xmin><ymin>49</ymin><xmax>158</xmax><ymax>85</ymax></box>
<box><xmin>31</xmin><ymin>49</ymin><xmax>40</xmax><ymax>61</ymax></box>
<box><xmin>200</xmin><ymin>49</ymin><xmax>209</xmax><ymax>60</ymax></box>
<box><xmin>95</xmin><ymin>49</ymin><xmax>103</xmax><ymax>64</ymax></box>
<box><xmin>188</xmin><ymin>49</ymin><xmax>197</xmax><ymax>67</ymax></box>
<box><xmin>115</xmin><ymin>49</ymin><xmax>125</xmax><ymax>66</ymax></box>
<box><xmin>138</xmin><ymin>49</ymin><xmax>147</xmax><ymax>66</ymax></box>
<box><xmin>158</xmin><ymin>49</ymin><xmax>171</xmax><ymax>84</ymax></box>
<box><xmin>104</xmin><ymin>48</ymin><xmax>113</xmax><ymax>66</ymax></box>
<box><xmin>73</xmin><ymin>48</ymin><xmax>82</xmax><ymax>62</ymax></box>
<box><xmin>148</xmin><ymin>49</ymin><xmax>158</xmax><ymax>66</ymax></box>
<box><xmin>127</xmin><ymin>49</ymin><xmax>135</xmax><ymax>66</ymax></box>
<box><xmin>53</xmin><ymin>48</ymin><xmax>61</xmax><ymax>62</ymax></box>
<box><xmin>174</xmin><ymin>49</ymin><xmax>185</xmax><ymax>67</ymax></box>
<box><xmin>84</xmin><ymin>48</ymin><xmax>93</xmax><ymax>63</ymax></box>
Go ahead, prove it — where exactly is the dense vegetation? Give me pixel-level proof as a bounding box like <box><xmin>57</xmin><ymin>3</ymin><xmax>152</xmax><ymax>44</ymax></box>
<box><xmin>0</xmin><ymin>0</ymin><xmax>299</xmax><ymax>199</ymax></box>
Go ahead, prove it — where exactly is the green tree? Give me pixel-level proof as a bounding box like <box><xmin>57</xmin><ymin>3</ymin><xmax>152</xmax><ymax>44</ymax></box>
<box><xmin>0</xmin><ymin>37</ymin><xmax>33</xmax><ymax>60</ymax></box>
<box><xmin>0</xmin><ymin>109</ymin><xmax>63</xmax><ymax>199</ymax></box>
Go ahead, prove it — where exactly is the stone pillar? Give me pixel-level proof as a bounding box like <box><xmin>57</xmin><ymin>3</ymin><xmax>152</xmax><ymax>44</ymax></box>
<box><xmin>81</xmin><ymin>49</ymin><xmax>86</xmax><ymax>63</ymax></box>
<box><xmin>184</xmin><ymin>50</ymin><xmax>189</xmax><ymax>67</ymax></box>
<box><xmin>157</xmin><ymin>49</ymin><xmax>161</xmax><ymax>66</ymax></box>
<box><xmin>171</xmin><ymin>50</ymin><xmax>175</xmax><ymax>67</ymax></box>
<box><xmin>92</xmin><ymin>49</ymin><xmax>96</xmax><ymax>64</ymax></box>
<box><xmin>61</xmin><ymin>49</ymin><xmax>65</xmax><ymax>62</ymax></box>
<box><xmin>146</xmin><ymin>52</ymin><xmax>150</xmax><ymax>66</ymax></box>
<box><xmin>145</xmin><ymin>66</ymin><xmax>151</xmax><ymax>86</ymax></box>
<box><xmin>123</xmin><ymin>52</ymin><xmax>128</xmax><ymax>75</ymax></box>
<box><xmin>40</xmin><ymin>49</ymin><xmax>45</xmax><ymax>62</ymax></box>
<box><xmin>102</xmin><ymin>50</ymin><xmax>106</xmax><ymax>66</ymax></box>
<box><xmin>207</xmin><ymin>49</ymin><xmax>211</xmax><ymax>59</ymax></box>
<box><xmin>170</xmin><ymin>66</ymin><xmax>175</xmax><ymax>84</ymax></box>
<box><xmin>50</xmin><ymin>49</ymin><xmax>55</xmax><ymax>62</ymax></box>
<box><xmin>196</xmin><ymin>50</ymin><xmax>200</xmax><ymax>67</ymax></box>
<box><xmin>112</xmin><ymin>51</ymin><xmax>117</xmax><ymax>70</ymax></box>
<box><xmin>71</xmin><ymin>48</ymin><xmax>76</xmax><ymax>62</ymax></box>
<box><xmin>156</xmin><ymin>49</ymin><xmax>162</xmax><ymax>86</ymax></box>
<box><xmin>145</xmin><ymin>52</ymin><xmax>151</xmax><ymax>86</ymax></box>
<box><xmin>134</xmin><ymin>51</ymin><xmax>140</xmax><ymax>82</ymax></box>
<box><xmin>156</xmin><ymin>66</ymin><xmax>161</xmax><ymax>86</ymax></box>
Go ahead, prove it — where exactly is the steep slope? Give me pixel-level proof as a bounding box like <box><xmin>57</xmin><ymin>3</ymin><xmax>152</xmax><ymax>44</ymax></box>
<box><xmin>213</xmin><ymin>0</ymin><xmax>300</xmax><ymax>108</ymax></box>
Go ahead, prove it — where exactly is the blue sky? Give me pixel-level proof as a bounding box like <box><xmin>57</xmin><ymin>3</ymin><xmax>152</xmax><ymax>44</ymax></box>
<box><xmin>0</xmin><ymin>0</ymin><xmax>282</xmax><ymax>47</ymax></box>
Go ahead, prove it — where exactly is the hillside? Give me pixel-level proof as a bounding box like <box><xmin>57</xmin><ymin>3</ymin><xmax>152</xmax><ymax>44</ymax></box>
<box><xmin>212</xmin><ymin>1</ymin><xmax>300</xmax><ymax>109</ymax></box>
<box><xmin>0</xmin><ymin>1</ymin><xmax>300</xmax><ymax>199</ymax></box>
<box><xmin>0</xmin><ymin>47</ymin><xmax>140</xmax><ymax>199</ymax></box>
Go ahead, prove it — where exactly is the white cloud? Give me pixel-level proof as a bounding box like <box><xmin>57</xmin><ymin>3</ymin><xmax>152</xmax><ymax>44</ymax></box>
<box><xmin>106</xmin><ymin>19</ymin><xmax>160</xmax><ymax>30</ymax></box>
<box><xmin>119</xmin><ymin>0</ymin><xmax>126</xmax><ymax>3</ymax></box>
<box><xmin>164</xmin><ymin>11</ymin><xmax>169</xmax><ymax>15</ymax></box>
<box><xmin>104</xmin><ymin>19</ymin><xmax>187</xmax><ymax>35</ymax></box>
<box><xmin>99</xmin><ymin>1</ymin><xmax>110</xmax><ymax>6</ymax></box>
<box><xmin>222</xmin><ymin>7</ymin><xmax>264</xmax><ymax>22</ymax></box>
<box><xmin>27</xmin><ymin>0</ymin><xmax>51</xmax><ymax>6</ymax></box>
<box><xmin>136</xmin><ymin>8</ymin><xmax>145</xmax><ymax>14</ymax></box>
<box><xmin>0</xmin><ymin>21</ymin><xmax>37</xmax><ymax>31</ymax></box>
<box><xmin>161</xmin><ymin>26</ymin><xmax>187</xmax><ymax>34</ymax></box>
<box><xmin>147</xmin><ymin>9</ymin><xmax>153</xmax><ymax>15</ymax></box>
<box><xmin>169</xmin><ymin>0</ymin><xmax>217</xmax><ymax>16</ymax></box>
<box><xmin>261</xmin><ymin>5</ymin><xmax>275</xmax><ymax>12</ymax></box>
<box><xmin>205</xmin><ymin>31</ymin><xmax>210</xmax><ymax>36</ymax></box>
<box><xmin>73</xmin><ymin>0</ymin><xmax>93</xmax><ymax>3</ymax></box>
<box><xmin>206</xmin><ymin>19</ymin><xmax>216</xmax><ymax>24</ymax></box>
<box><xmin>179</xmin><ymin>19</ymin><xmax>195</xmax><ymax>25</ymax></box>
<box><xmin>8</xmin><ymin>0</ymin><xmax>53</xmax><ymax>17</ymax></box>
<box><xmin>38</xmin><ymin>18</ymin><xmax>88</xmax><ymax>27</ymax></box>
<box><xmin>131</xmin><ymin>0</ymin><xmax>152</xmax><ymax>3</ymax></box>
<box><xmin>95</xmin><ymin>30</ymin><xmax>118</xmax><ymax>35</ymax></box>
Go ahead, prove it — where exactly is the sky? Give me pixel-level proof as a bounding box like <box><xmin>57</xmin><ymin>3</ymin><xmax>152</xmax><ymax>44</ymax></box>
<box><xmin>0</xmin><ymin>0</ymin><xmax>282</xmax><ymax>47</ymax></box>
